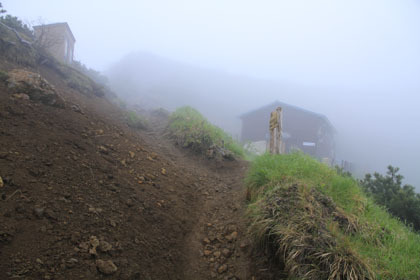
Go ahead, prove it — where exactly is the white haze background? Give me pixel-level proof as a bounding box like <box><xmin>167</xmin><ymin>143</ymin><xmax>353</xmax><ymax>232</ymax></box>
<box><xmin>4</xmin><ymin>0</ymin><xmax>420</xmax><ymax>187</ymax></box>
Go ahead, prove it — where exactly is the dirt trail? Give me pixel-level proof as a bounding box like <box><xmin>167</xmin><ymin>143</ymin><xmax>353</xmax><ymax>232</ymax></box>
<box><xmin>141</xmin><ymin>120</ymin><xmax>254</xmax><ymax>280</ymax></box>
<box><xmin>142</xmin><ymin>123</ymin><xmax>279</xmax><ymax>280</ymax></box>
<box><xmin>0</xmin><ymin>61</ymin><xmax>284</xmax><ymax>279</ymax></box>
<box><xmin>180</xmin><ymin>160</ymin><xmax>251</xmax><ymax>280</ymax></box>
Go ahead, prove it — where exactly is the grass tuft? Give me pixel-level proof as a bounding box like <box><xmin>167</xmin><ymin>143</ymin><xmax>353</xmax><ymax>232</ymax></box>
<box><xmin>167</xmin><ymin>106</ymin><xmax>244</xmax><ymax>158</ymax></box>
<box><xmin>246</xmin><ymin>152</ymin><xmax>420</xmax><ymax>279</ymax></box>
<box><xmin>126</xmin><ymin>110</ymin><xmax>148</xmax><ymax>130</ymax></box>
<box><xmin>0</xmin><ymin>70</ymin><xmax>8</xmax><ymax>82</ymax></box>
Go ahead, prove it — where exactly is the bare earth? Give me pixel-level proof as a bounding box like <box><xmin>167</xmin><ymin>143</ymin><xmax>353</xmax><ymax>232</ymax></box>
<box><xmin>0</xmin><ymin>62</ymin><xmax>284</xmax><ymax>279</ymax></box>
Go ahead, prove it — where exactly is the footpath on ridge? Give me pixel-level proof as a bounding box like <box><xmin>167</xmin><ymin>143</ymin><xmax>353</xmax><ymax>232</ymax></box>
<box><xmin>142</xmin><ymin>121</ymin><xmax>286</xmax><ymax>280</ymax></box>
<box><xmin>0</xmin><ymin>63</ymin><xmax>284</xmax><ymax>279</ymax></box>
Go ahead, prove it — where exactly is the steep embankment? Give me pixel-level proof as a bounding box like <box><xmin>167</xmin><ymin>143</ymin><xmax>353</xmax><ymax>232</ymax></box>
<box><xmin>0</xmin><ymin>64</ymin><xmax>208</xmax><ymax>279</ymax></box>
<box><xmin>0</xmin><ymin>21</ymin><xmax>283</xmax><ymax>279</ymax></box>
<box><xmin>246</xmin><ymin>153</ymin><xmax>420</xmax><ymax>279</ymax></box>
<box><xmin>0</xmin><ymin>64</ymin><xmax>278</xmax><ymax>279</ymax></box>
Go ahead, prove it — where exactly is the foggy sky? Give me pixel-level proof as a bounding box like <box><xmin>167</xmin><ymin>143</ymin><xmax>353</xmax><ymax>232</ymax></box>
<box><xmin>4</xmin><ymin>0</ymin><xmax>420</xmax><ymax>187</ymax></box>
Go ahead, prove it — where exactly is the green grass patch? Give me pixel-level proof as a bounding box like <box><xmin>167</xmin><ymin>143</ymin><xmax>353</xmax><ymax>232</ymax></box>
<box><xmin>126</xmin><ymin>110</ymin><xmax>148</xmax><ymax>130</ymax></box>
<box><xmin>246</xmin><ymin>152</ymin><xmax>420</xmax><ymax>279</ymax></box>
<box><xmin>0</xmin><ymin>70</ymin><xmax>8</xmax><ymax>82</ymax></box>
<box><xmin>168</xmin><ymin>106</ymin><xmax>244</xmax><ymax>158</ymax></box>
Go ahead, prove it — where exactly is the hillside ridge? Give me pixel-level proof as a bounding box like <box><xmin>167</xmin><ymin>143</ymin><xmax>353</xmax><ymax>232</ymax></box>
<box><xmin>0</xmin><ymin>31</ymin><xmax>279</xmax><ymax>278</ymax></box>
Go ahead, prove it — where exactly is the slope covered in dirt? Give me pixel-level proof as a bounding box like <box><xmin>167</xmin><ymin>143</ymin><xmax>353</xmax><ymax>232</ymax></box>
<box><xmin>0</xmin><ymin>62</ymin><xmax>208</xmax><ymax>279</ymax></box>
<box><xmin>0</xmin><ymin>19</ymin><xmax>289</xmax><ymax>278</ymax></box>
<box><xmin>0</xmin><ymin>63</ymin><xmax>284</xmax><ymax>279</ymax></box>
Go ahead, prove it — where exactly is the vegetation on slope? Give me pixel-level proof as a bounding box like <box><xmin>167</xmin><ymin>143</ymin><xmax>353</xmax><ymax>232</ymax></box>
<box><xmin>360</xmin><ymin>166</ymin><xmax>420</xmax><ymax>231</ymax></box>
<box><xmin>246</xmin><ymin>152</ymin><xmax>420</xmax><ymax>279</ymax></box>
<box><xmin>0</xmin><ymin>5</ymin><xmax>109</xmax><ymax>99</ymax></box>
<box><xmin>168</xmin><ymin>106</ymin><xmax>244</xmax><ymax>158</ymax></box>
<box><xmin>0</xmin><ymin>14</ymin><xmax>32</xmax><ymax>38</ymax></box>
<box><xmin>126</xmin><ymin>110</ymin><xmax>148</xmax><ymax>130</ymax></box>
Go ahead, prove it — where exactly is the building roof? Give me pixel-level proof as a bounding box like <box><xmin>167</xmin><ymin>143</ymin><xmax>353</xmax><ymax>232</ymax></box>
<box><xmin>240</xmin><ymin>100</ymin><xmax>335</xmax><ymax>131</ymax></box>
<box><xmin>33</xmin><ymin>22</ymin><xmax>76</xmax><ymax>43</ymax></box>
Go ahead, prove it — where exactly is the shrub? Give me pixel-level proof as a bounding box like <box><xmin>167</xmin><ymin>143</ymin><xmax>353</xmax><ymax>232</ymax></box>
<box><xmin>0</xmin><ymin>2</ymin><xmax>6</xmax><ymax>14</ymax></box>
<box><xmin>360</xmin><ymin>166</ymin><xmax>420</xmax><ymax>231</ymax></box>
<box><xmin>0</xmin><ymin>14</ymin><xmax>33</xmax><ymax>38</ymax></box>
<box><xmin>0</xmin><ymin>70</ymin><xmax>8</xmax><ymax>82</ymax></box>
<box><xmin>126</xmin><ymin>111</ymin><xmax>148</xmax><ymax>130</ymax></box>
<box><xmin>0</xmin><ymin>20</ymin><xmax>38</xmax><ymax>66</ymax></box>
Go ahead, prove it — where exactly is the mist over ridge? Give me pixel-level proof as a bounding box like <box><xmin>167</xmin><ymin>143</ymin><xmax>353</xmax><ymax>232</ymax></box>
<box><xmin>2</xmin><ymin>1</ymin><xmax>420</xmax><ymax>278</ymax></box>
<box><xmin>106</xmin><ymin>52</ymin><xmax>420</xmax><ymax>188</ymax></box>
<box><xmin>4</xmin><ymin>0</ymin><xmax>420</xmax><ymax>187</ymax></box>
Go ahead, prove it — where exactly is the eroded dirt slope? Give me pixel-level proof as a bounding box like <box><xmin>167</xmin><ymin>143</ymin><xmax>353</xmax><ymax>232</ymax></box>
<box><xmin>0</xmin><ymin>63</ymin><xmax>208</xmax><ymax>279</ymax></box>
<box><xmin>0</xmin><ymin>61</ymin><xmax>284</xmax><ymax>279</ymax></box>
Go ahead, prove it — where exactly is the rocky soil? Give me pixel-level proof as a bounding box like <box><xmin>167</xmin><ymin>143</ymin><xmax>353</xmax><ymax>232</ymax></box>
<box><xmin>0</xmin><ymin>62</ymin><xmax>284</xmax><ymax>279</ymax></box>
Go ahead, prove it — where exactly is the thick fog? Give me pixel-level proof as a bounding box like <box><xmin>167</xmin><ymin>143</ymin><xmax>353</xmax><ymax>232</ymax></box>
<box><xmin>5</xmin><ymin>0</ymin><xmax>420</xmax><ymax>187</ymax></box>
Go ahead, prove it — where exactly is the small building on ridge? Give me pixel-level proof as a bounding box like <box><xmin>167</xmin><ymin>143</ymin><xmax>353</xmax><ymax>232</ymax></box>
<box><xmin>240</xmin><ymin>101</ymin><xmax>335</xmax><ymax>162</ymax></box>
<box><xmin>33</xmin><ymin>22</ymin><xmax>75</xmax><ymax>64</ymax></box>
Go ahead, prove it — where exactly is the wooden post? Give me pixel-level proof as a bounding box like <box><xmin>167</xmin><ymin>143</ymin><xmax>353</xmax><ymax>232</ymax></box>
<box><xmin>276</xmin><ymin>107</ymin><xmax>282</xmax><ymax>154</ymax></box>
<box><xmin>269</xmin><ymin>107</ymin><xmax>283</xmax><ymax>154</ymax></box>
<box><xmin>269</xmin><ymin>109</ymin><xmax>276</xmax><ymax>154</ymax></box>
